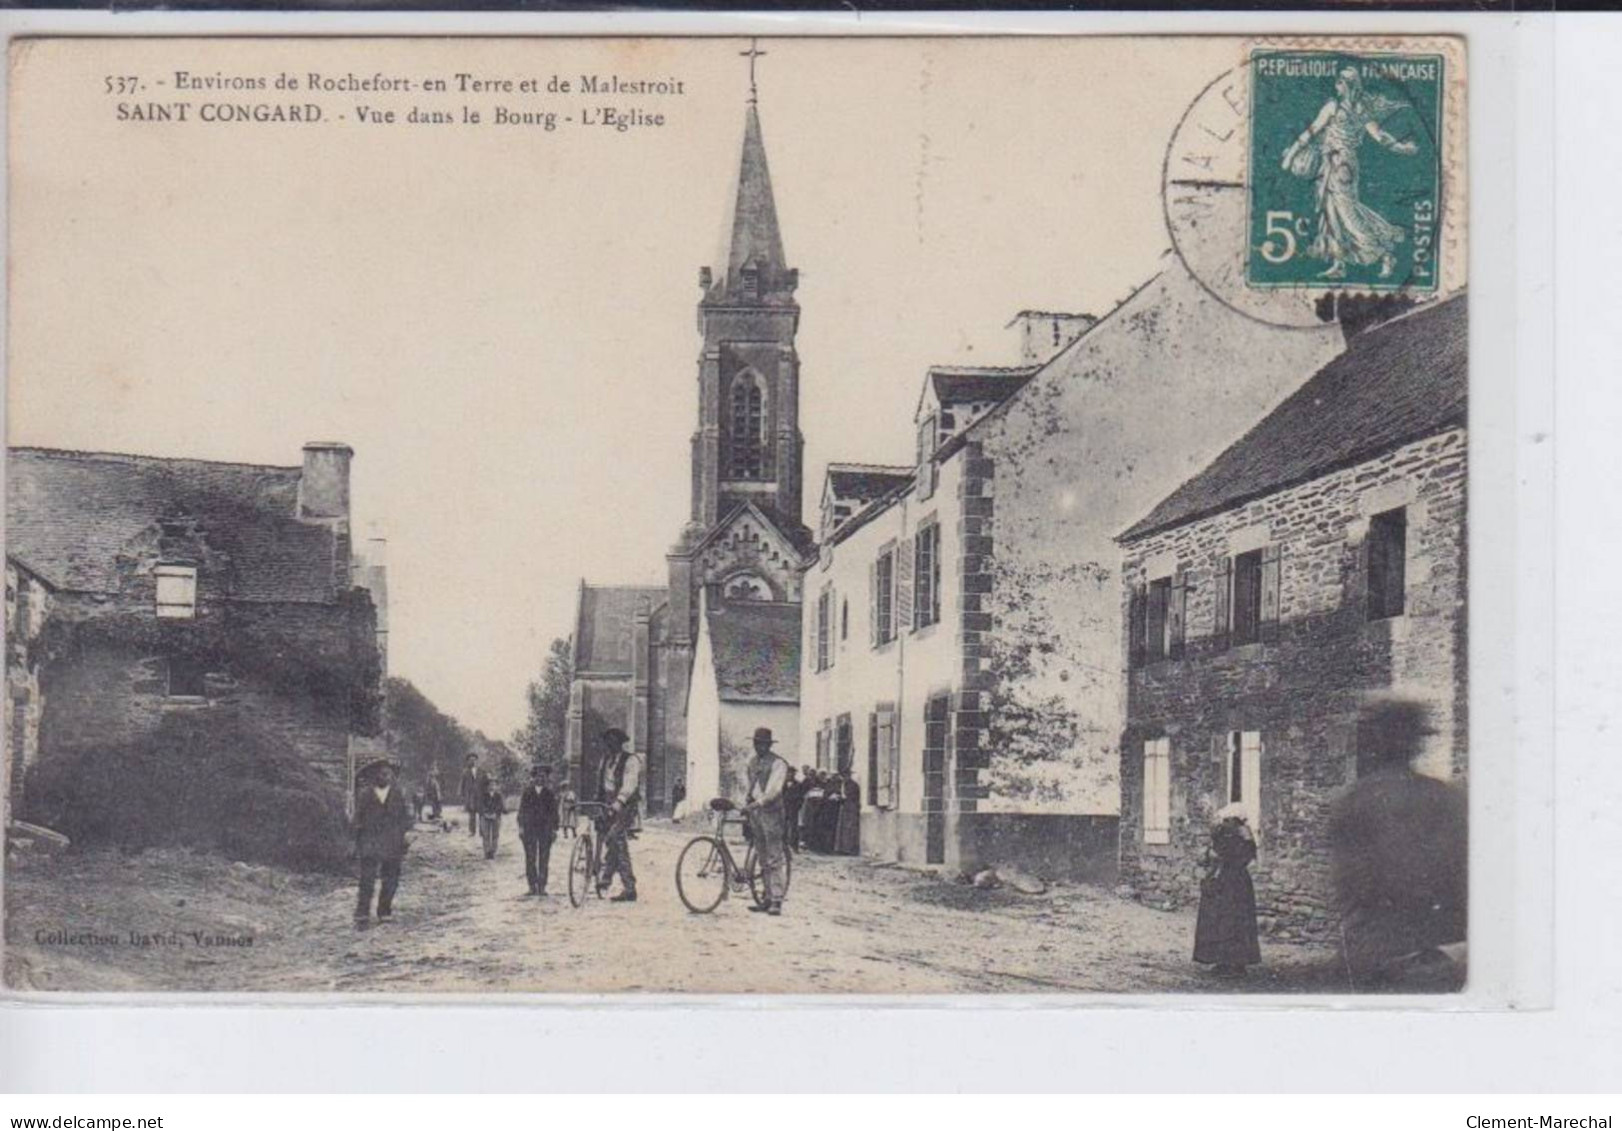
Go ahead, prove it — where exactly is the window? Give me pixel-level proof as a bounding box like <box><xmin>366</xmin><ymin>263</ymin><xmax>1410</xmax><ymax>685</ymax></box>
<box><xmin>1367</xmin><ymin>507</ymin><xmax>1407</xmax><ymax>620</ymax></box>
<box><xmin>937</xmin><ymin>411</ymin><xmax>956</xmax><ymax>447</ymax></box>
<box><xmin>916</xmin><ymin>416</ymin><xmax>939</xmax><ymax>500</ymax></box>
<box><xmin>1215</xmin><ymin>546</ymin><xmax>1279</xmax><ymax>649</ymax></box>
<box><xmin>154</xmin><ymin>565</ymin><xmax>197</xmax><ymax>619</ymax></box>
<box><xmin>167</xmin><ymin>654</ymin><xmax>207</xmax><ymax>698</ymax></box>
<box><xmin>1222</xmin><ymin>730</ymin><xmax>1263</xmax><ymax>834</ymax></box>
<box><xmin>728</xmin><ymin>374</ymin><xmax>766</xmax><ymax>480</ymax></box>
<box><xmin>1142</xmin><ymin>738</ymin><xmax>1170</xmax><ymax>845</ymax></box>
<box><xmin>815</xmin><ymin>588</ymin><xmax>832</xmax><ymax>672</ymax></box>
<box><xmin>816</xmin><ymin>720</ymin><xmax>832</xmax><ymax>771</ymax></box>
<box><xmin>871</xmin><ymin>705</ymin><xmax>898</xmax><ymax>808</ymax></box>
<box><xmin>872</xmin><ymin>548</ymin><xmax>896</xmax><ymax>645</ymax></box>
<box><xmin>1130</xmin><ymin>572</ymin><xmax>1185</xmax><ymax>668</ymax></box>
<box><xmin>836</xmin><ymin>714</ymin><xmax>854</xmax><ymax>775</ymax></box>
<box><xmin>1231</xmin><ymin>549</ymin><xmax>1263</xmax><ymax>645</ymax></box>
<box><xmin>725</xmin><ymin>573</ymin><xmax>770</xmax><ymax>601</ymax></box>
<box><xmin>1145</xmin><ymin>577</ymin><xmax>1172</xmax><ymax>661</ymax></box>
<box><xmin>914</xmin><ymin>522</ymin><xmax>942</xmax><ymax>630</ymax></box>
<box><xmin>840</xmin><ymin>598</ymin><xmax>849</xmax><ymax>642</ymax></box>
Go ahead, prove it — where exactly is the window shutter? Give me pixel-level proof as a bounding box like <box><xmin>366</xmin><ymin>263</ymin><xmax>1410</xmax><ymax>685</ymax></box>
<box><xmin>1213</xmin><ymin>556</ymin><xmax>1233</xmax><ymax>652</ymax></box>
<box><xmin>1169</xmin><ymin>568</ymin><xmax>1188</xmax><ymax>659</ymax></box>
<box><xmin>896</xmin><ymin>535</ymin><xmax>915</xmax><ymax>634</ymax></box>
<box><xmin>886</xmin><ymin>710</ymin><xmax>900</xmax><ymax>809</ymax></box>
<box><xmin>867</xmin><ymin>713</ymin><xmax>879</xmax><ymax>806</ymax></box>
<box><xmin>867</xmin><ymin>559</ymin><xmax>878</xmax><ymax>647</ymax></box>
<box><xmin>1259</xmin><ymin>544</ymin><xmax>1282</xmax><ymax>642</ymax></box>
<box><xmin>1127</xmin><ymin>582</ymin><xmax>1147</xmax><ymax>670</ymax></box>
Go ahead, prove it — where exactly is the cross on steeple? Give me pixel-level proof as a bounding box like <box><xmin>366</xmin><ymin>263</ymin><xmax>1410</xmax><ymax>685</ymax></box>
<box><xmin>740</xmin><ymin>38</ymin><xmax>767</xmax><ymax>104</ymax></box>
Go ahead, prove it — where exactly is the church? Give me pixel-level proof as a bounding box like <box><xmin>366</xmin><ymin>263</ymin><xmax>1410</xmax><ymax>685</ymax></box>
<box><xmin>564</xmin><ymin>77</ymin><xmax>813</xmax><ymax>813</ymax></box>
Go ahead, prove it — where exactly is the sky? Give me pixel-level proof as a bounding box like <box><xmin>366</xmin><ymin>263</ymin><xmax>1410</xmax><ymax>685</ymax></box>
<box><xmin>8</xmin><ymin>35</ymin><xmax>1239</xmax><ymax>738</ymax></box>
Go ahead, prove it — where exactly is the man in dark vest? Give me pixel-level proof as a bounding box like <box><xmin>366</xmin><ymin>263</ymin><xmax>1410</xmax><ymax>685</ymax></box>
<box><xmin>743</xmin><ymin>727</ymin><xmax>790</xmax><ymax>915</ymax></box>
<box><xmin>596</xmin><ymin>728</ymin><xmax>643</xmax><ymax>902</ymax></box>
<box><xmin>516</xmin><ymin>763</ymin><xmax>560</xmax><ymax>897</ymax></box>
<box><xmin>353</xmin><ymin>758</ymin><xmax>414</xmax><ymax>930</ymax></box>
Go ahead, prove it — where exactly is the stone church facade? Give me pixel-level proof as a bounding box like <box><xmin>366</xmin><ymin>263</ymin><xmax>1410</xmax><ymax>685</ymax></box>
<box><xmin>566</xmin><ymin>98</ymin><xmax>813</xmax><ymax>812</ymax></box>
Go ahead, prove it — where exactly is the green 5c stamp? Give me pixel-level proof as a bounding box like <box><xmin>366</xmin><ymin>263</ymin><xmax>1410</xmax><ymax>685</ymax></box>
<box><xmin>1247</xmin><ymin>51</ymin><xmax>1444</xmax><ymax>292</ymax></box>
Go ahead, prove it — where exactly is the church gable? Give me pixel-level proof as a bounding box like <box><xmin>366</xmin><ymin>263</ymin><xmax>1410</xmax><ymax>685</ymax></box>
<box><xmin>693</xmin><ymin>503</ymin><xmax>807</xmax><ymax>604</ymax></box>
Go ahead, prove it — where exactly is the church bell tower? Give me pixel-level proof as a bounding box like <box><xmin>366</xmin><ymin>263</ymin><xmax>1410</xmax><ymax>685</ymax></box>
<box><xmin>689</xmin><ymin>72</ymin><xmax>803</xmax><ymax>533</ymax></box>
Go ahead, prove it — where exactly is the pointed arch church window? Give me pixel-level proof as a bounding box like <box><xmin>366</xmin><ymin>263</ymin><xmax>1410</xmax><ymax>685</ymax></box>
<box><xmin>729</xmin><ymin>373</ymin><xmax>767</xmax><ymax>480</ymax></box>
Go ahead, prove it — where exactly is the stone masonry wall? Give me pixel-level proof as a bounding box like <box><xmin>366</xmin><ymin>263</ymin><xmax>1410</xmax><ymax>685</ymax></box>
<box><xmin>1118</xmin><ymin>428</ymin><xmax>1467</xmax><ymax>938</ymax></box>
<box><xmin>34</xmin><ymin>593</ymin><xmax>368</xmax><ymax>794</ymax></box>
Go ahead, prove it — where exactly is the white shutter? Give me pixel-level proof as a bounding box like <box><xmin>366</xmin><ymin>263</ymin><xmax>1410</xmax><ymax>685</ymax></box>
<box><xmin>1143</xmin><ymin>738</ymin><xmax>1170</xmax><ymax>845</ymax></box>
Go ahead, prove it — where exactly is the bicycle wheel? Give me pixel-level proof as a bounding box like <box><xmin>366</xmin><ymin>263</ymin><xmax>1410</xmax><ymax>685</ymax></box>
<box><xmin>567</xmin><ymin>834</ymin><xmax>594</xmax><ymax>908</ymax></box>
<box><xmin>675</xmin><ymin>836</ymin><xmax>729</xmax><ymax>914</ymax></box>
<box><xmin>747</xmin><ymin>842</ymin><xmax>792</xmax><ymax>909</ymax></box>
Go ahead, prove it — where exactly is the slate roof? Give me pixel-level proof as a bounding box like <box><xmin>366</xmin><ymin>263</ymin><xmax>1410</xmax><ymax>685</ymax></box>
<box><xmin>925</xmin><ymin>365</ymin><xmax>1039</xmax><ymax>413</ymax></box>
<box><xmin>826</xmin><ymin>463</ymin><xmax>913</xmax><ymax>504</ymax></box>
<box><xmin>573</xmin><ymin>584</ymin><xmax>668</xmax><ymax>677</ymax></box>
<box><xmin>705</xmin><ymin>599</ymin><xmax>801</xmax><ymax>703</ymax></box>
<box><xmin>709</xmin><ymin>104</ymin><xmax>791</xmax><ymax>302</ymax></box>
<box><xmin>5</xmin><ymin>447</ymin><xmax>343</xmax><ymax>603</ymax></box>
<box><xmin>1120</xmin><ymin>293</ymin><xmax>1468</xmax><ymax>543</ymax></box>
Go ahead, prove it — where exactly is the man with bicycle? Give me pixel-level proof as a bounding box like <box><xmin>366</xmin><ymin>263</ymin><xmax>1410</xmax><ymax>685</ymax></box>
<box><xmin>596</xmin><ymin>727</ymin><xmax>643</xmax><ymax>903</ymax></box>
<box><xmin>744</xmin><ymin>727</ymin><xmax>790</xmax><ymax>916</ymax></box>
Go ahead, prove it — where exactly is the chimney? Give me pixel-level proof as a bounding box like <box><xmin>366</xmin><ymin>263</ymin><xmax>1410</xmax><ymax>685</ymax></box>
<box><xmin>298</xmin><ymin>442</ymin><xmax>353</xmax><ymax>523</ymax></box>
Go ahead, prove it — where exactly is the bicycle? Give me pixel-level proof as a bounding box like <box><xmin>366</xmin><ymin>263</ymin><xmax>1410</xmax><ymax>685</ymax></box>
<box><xmin>566</xmin><ymin>801</ymin><xmax>611</xmax><ymax>908</ymax></box>
<box><xmin>675</xmin><ymin>798</ymin><xmax>793</xmax><ymax>914</ymax></box>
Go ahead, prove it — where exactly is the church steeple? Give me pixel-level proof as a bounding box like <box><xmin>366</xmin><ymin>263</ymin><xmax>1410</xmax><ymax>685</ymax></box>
<box><xmin>707</xmin><ymin>102</ymin><xmax>796</xmax><ymax>306</ymax></box>
<box><xmin>688</xmin><ymin>55</ymin><xmax>804</xmax><ymax>533</ymax></box>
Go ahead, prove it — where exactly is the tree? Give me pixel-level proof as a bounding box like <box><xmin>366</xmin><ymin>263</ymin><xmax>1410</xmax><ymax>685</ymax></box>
<box><xmin>511</xmin><ymin>636</ymin><xmax>573</xmax><ymax>769</ymax></box>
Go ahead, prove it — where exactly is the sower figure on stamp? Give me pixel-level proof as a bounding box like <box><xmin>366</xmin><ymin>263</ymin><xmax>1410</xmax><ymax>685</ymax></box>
<box><xmin>1280</xmin><ymin>66</ymin><xmax>1418</xmax><ymax>281</ymax></box>
<box><xmin>353</xmin><ymin>758</ymin><xmax>413</xmax><ymax>931</ymax></box>
<box><xmin>596</xmin><ymin>728</ymin><xmax>643</xmax><ymax>902</ymax></box>
<box><xmin>744</xmin><ymin>726</ymin><xmax>790</xmax><ymax>916</ymax></box>
<box><xmin>517</xmin><ymin>763</ymin><xmax>560</xmax><ymax>897</ymax></box>
<box><xmin>458</xmin><ymin>752</ymin><xmax>483</xmax><ymax>838</ymax></box>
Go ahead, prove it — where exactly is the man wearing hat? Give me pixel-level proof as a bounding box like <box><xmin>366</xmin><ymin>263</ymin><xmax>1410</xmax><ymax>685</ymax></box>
<box><xmin>516</xmin><ymin>763</ymin><xmax>560</xmax><ymax>897</ymax></box>
<box><xmin>596</xmin><ymin>727</ymin><xmax>643</xmax><ymax>902</ymax></box>
<box><xmin>744</xmin><ymin>726</ymin><xmax>790</xmax><ymax>916</ymax></box>
<box><xmin>353</xmin><ymin>758</ymin><xmax>413</xmax><ymax>930</ymax></box>
<box><xmin>458</xmin><ymin>752</ymin><xmax>484</xmax><ymax>838</ymax></box>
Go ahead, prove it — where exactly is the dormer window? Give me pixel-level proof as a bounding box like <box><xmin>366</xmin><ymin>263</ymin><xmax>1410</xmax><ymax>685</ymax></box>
<box><xmin>154</xmin><ymin>564</ymin><xmax>197</xmax><ymax>619</ymax></box>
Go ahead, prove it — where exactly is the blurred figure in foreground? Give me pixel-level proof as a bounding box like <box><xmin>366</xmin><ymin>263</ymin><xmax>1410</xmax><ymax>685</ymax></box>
<box><xmin>1193</xmin><ymin>805</ymin><xmax>1262</xmax><ymax>977</ymax></box>
<box><xmin>1329</xmin><ymin>698</ymin><xmax>1467</xmax><ymax>989</ymax></box>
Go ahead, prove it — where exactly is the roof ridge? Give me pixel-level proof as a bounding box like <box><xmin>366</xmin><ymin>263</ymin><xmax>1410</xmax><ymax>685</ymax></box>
<box><xmin>9</xmin><ymin>445</ymin><xmax>301</xmax><ymax>473</ymax></box>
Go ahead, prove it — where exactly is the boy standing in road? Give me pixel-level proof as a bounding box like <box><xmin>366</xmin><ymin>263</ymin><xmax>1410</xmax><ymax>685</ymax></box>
<box><xmin>517</xmin><ymin>763</ymin><xmax>560</xmax><ymax>896</ymax></box>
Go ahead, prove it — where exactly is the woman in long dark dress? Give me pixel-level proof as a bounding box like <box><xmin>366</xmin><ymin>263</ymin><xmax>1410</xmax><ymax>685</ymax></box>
<box><xmin>1193</xmin><ymin>810</ymin><xmax>1262</xmax><ymax>975</ymax></box>
<box><xmin>834</xmin><ymin>774</ymin><xmax>861</xmax><ymax>855</ymax></box>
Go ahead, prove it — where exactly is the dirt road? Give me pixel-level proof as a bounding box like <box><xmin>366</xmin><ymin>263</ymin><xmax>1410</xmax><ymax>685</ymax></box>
<box><xmin>5</xmin><ymin>816</ymin><xmax>1346</xmax><ymax>994</ymax></box>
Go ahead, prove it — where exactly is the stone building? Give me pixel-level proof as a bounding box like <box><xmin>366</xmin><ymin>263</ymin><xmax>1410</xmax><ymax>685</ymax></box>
<box><xmin>1115</xmin><ymin>294</ymin><xmax>1467</xmax><ymax>936</ymax></box>
<box><xmin>3</xmin><ymin>442</ymin><xmax>387</xmax><ymax>818</ymax></box>
<box><xmin>5</xmin><ymin>557</ymin><xmax>55</xmax><ymax>823</ymax></box>
<box><xmin>566</xmin><ymin>94</ymin><xmax>813</xmax><ymax>811</ymax></box>
<box><xmin>799</xmin><ymin>254</ymin><xmax>1346</xmax><ymax>880</ymax></box>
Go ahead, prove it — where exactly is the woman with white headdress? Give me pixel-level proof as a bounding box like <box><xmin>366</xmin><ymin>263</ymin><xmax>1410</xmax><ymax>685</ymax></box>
<box><xmin>1193</xmin><ymin>803</ymin><xmax>1263</xmax><ymax>976</ymax></box>
<box><xmin>1280</xmin><ymin>65</ymin><xmax>1419</xmax><ymax>281</ymax></box>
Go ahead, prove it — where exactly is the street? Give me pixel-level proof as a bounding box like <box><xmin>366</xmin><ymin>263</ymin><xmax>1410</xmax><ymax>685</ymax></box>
<box><xmin>5</xmin><ymin>814</ymin><xmax>1347</xmax><ymax>994</ymax></box>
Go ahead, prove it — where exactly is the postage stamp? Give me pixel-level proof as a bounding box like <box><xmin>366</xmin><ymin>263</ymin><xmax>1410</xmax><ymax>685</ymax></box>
<box><xmin>1246</xmin><ymin>50</ymin><xmax>1445</xmax><ymax>292</ymax></box>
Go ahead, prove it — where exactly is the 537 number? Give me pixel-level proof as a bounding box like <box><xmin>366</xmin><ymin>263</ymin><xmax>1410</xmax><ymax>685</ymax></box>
<box><xmin>1258</xmin><ymin>210</ymin><xmax>1312</xmax><ymax>264</ymax></box>
<box><xmin>104</xmin><ymin>75</ymin><xmax>141</xmax><ymax>95</ymax></box>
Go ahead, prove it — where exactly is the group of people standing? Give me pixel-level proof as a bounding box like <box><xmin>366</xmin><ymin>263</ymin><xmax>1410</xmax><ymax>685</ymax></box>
<box><xmin>784</xmin><ymin>767</ymin><xmax>859</xmax><ymax>856</ymax></box>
